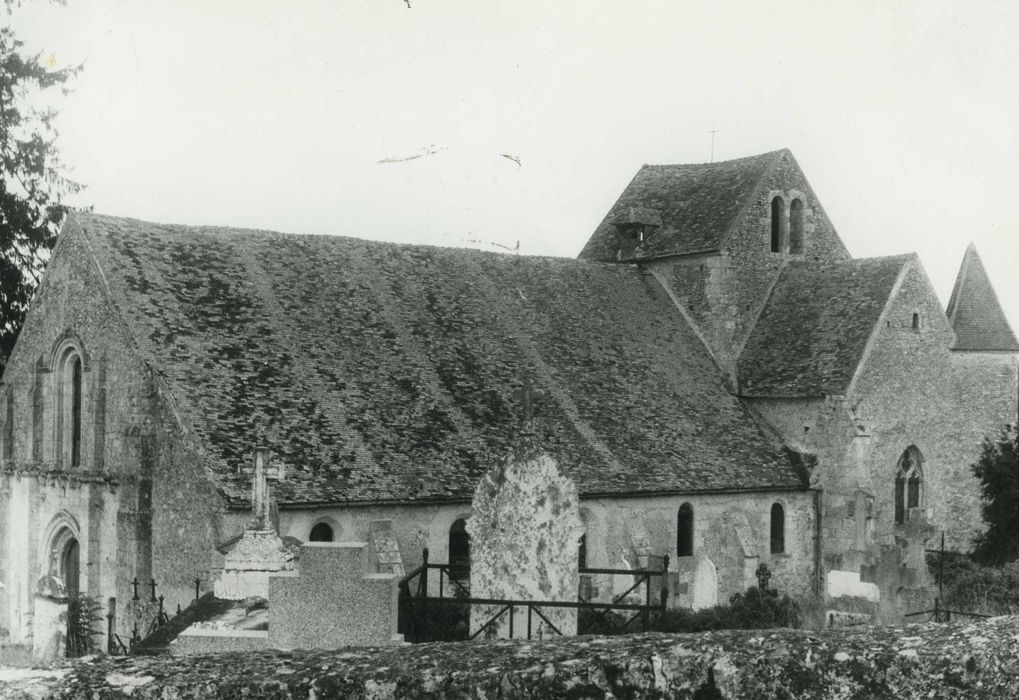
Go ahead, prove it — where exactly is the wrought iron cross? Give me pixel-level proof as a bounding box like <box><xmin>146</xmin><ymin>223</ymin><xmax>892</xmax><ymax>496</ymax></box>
<box><xmin>512</xmin><ymin>378</ymin><xmax>544</xmax><ymax>430</ymax></box>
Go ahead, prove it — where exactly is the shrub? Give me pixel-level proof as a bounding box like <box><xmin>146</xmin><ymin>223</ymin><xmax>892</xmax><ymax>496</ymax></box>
<box><xmin>66</xmin><ymin>595</ymin><xmax>103</xmax><ymax>657</ymax></box>
<box><xmin>971</xmin><ymin>430</ymin><xmax>1019</xmax><ymax>565</ymax></box>
<box><xmin>927</xmin><ymin>552</ymin><xmax>1019</xmax><ymax>616</ymax></box>
<box><xmin>578</xmin><ymin>587</ymin><xmax>801</xmax><ymax>636</ymax></box>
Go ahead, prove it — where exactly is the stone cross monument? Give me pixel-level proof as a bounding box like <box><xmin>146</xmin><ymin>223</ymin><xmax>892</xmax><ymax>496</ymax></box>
<box><xmin>214</xmin><ymin>447</ymin><xmax>294</xmax><ymax>600</ymax></box>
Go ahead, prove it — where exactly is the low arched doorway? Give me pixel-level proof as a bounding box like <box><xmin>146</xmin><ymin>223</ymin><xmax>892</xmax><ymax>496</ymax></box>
<box><xmin>60</xmin><ymin>538</ymin><xmax>80</xmax><ymax>598</ymax></box>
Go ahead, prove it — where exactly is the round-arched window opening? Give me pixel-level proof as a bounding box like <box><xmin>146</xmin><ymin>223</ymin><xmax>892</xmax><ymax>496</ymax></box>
<box><xmin>449</xmin><ymin>518</ymin><xmax>470</xmax><ymax>580</ymax></box>
<box><xmin>309</xmin><ymin>523</ymin><xmax>334</xmax><ymax>542</ymax></box>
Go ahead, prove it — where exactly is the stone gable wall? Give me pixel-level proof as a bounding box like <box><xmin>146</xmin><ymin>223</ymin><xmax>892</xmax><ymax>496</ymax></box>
<box><xmin>0</xmin><ymin>226</ymin><xmax>224</xmax><ymax>641</ymax></box>
<box><xmin>750</xmin><ymin>261</ymin><xmax>1018</xmax><ymax>620</ymax></box>
<box><xmin>651</xmin><ymin>151</ymin><xmax>850</xmax><ymax>373</ymax></box>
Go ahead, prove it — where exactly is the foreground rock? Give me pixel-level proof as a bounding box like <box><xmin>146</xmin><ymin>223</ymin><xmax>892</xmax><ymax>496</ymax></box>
<box><xmin>4</xmin><ymin>617</ymin><xmax>1019</xmax><ymax>698</ymax></box>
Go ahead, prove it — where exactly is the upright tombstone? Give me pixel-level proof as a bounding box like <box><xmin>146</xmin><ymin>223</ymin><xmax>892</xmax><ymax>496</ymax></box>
<box><xmin>215</xmin><ymin>448</ymin><xmax>294</xmax><ymax>600</ymax></box>
<box><xmin>468</xmin><ymin>386</ymin><xmax>582</xmax><ymax>639</ymax></box>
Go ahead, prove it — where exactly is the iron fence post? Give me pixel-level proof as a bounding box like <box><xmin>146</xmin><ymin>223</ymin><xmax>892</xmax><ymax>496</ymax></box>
<box><xmin>527</xmin><ymin>605</ymin><xmax>532</xmax><ymax>639</ymax></box>
<box><xmin>644</xmin><ymin>573</ymin><xmax>651</xmax><ymax>631</ymax></box>
<box><xmin>660</xmin><ymin>555</ymin><xmax>670</xmax><ymax>618</ymax></box>
<box><xmin>509</xmin><ymin>602</ymin><xmax>514</xmax><ymax>639</ymax></box>
<box><xmin>421</xmin><ymin>548</ymin><xmax>429</xmax><ymax>598</ymax></box>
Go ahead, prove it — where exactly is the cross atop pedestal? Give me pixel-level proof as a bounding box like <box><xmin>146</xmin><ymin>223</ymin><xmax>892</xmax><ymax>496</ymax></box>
<box><xmin>512</xmin><ymin>378</ymin><xmax>545</xmax><ymax>431</ymax></box>
<box><xmin>249</xmin><ymin>447</ymin><xmax>273</xmax><ymax>531</ymax></box>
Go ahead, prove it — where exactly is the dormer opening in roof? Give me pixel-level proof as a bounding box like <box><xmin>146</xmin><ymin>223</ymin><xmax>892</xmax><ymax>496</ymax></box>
<box><xmin>611</xmin><ymin>206</ymin><xmax>662</xmax><ymax>259</ymax></box>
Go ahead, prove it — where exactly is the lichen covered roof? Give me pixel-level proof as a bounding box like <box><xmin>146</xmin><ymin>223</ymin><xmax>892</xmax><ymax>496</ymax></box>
<box><xmin>578</xmin><ymin>151</ymin><xmax>783</xmax><ymax>262</ymax></box>
<box><xmin>946</xmin><ymin>244</ymin><xmax>1019</xmax><ymax>352</ymax></box>
<box><xmin>738</xmin><ymin>255</ymin><xmax>912</xmax><ymax>397</ymax></box>
<box><xmin>73</xmin><ymin>213</ymin><xmax>805</xmax><ymax>506</ymax></box>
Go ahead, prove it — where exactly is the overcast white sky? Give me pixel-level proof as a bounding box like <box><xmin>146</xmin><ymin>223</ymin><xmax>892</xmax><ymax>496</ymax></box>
<box><xmin>11</xmin><ymin>0</ymin><xmax>1019</xmax><ymax>329</ymax></box>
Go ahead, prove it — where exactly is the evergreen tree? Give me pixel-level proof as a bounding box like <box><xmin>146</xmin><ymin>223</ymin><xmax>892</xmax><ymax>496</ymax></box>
<box><xmin>0</xmin><ymin>7</ymin><xmax>82</xmax><ymax>373</ymax></box>
<box><xmin>972</xmin><ymin>429</ymin><xmax>1019</xmax><ymax>565</ymax></box>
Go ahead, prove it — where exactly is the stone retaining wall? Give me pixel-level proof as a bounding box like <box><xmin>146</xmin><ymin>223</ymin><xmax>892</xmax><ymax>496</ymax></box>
<box><xmin>3</xmin><ymin>617</ymin><xmax>1019</xmax><ymax>698</ymax></box>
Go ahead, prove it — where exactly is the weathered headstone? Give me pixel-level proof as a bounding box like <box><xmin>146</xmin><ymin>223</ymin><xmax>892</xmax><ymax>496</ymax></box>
<box><xmin>467</xmin><ymin>436</ymin><xmax>582</xmax><ymax>639</ymax></box>
<box><xmin>627</xmin><ymin>516</ymin><xmax>653</xmax><ymax>569</ymax></box>
<box><xmin>214</xmin><ymin>448</ymin><xmax>294</xmax><ymax>600</ymax></box>
<box><xmin>369</xmin><ymin>520</ymin><xmax>405</xmax><ymax>576</ymax></box>
<box><xmin>691</xmin><ymin>557</ymin><xmax>718</xmax><ymax>610</ymax></box>
<box><xmin>32</xmin><ymin>576</ymin><xmax>67</xmax><ymax>661</ymax></box>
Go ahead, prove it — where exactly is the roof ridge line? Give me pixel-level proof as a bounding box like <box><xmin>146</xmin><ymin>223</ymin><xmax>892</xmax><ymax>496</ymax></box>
<box><xmin>716</xmin><ymin>150</ymin><xmax>786</xmax><ymax>250</ymax></box>
<box><xmin>844</xmin><ymin>256</ymin><xmax>914</xmax><ymax>399</ymax></box>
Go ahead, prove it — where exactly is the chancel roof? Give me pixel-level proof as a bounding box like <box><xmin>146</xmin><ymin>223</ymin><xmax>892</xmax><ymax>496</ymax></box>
<box><xmin>579</xmin><ymin>150</ymin><xmax>784</xmax><ymax>262</ymax></box>
<box><xmin>738</xmin><ymin>255</ymin><xmax>912</xmax><ymax>398</ymax></box>
<box><xmin>72</xmin><ymin>213</ymin><xmax>806</xmax><ymax>506</ymax></box>
<box><xmin>946</xmin><ymin>244</ymin><xmax>1019</xmax><ymax>352</ymax></box>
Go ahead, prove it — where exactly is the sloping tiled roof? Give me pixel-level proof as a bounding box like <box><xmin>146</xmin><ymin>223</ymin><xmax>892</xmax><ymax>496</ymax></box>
<box><xmin>73</xmin><ymin>213</ymin><xmax>805</xmax><ymax>506</ymax></box>
<box><xmin>738</xmin><ymin>255</ymin><xmax>911</xmax><ymax>398</ymax></box>
<box><xmin>578</xmin><ymin>151</ymin><xmax>784</xmax><ymax>262</ymax></box>
<box><xmin>946</xmin><ymin>244</ymin><xmax>1019</xmax><ymax>352</ymax></box>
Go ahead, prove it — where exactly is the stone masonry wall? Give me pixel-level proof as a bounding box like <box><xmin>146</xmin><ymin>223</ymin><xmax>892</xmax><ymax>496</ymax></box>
<box><xmin>8</xmin><ymin>616</ymin><xmax>1019</xmax><ymax>698</ymax></box>
<box><xmin>652</xmin><ymin>151</ymin><xmax>850</xmax><ymax>373</ymax></box>
<box><xmin>750</xmin><ymin>260</ymin><xmax>1018</xmax><ymax>620</ymax></box>
<box><xmin>266</xmin><ymin>488</ymin><xmax>817</xmax><ymax>609</ymax></box>
<box><xmin>0</xmin><ymin>225</ymin><xmax>225</xmax><ymax>641</ymax></box>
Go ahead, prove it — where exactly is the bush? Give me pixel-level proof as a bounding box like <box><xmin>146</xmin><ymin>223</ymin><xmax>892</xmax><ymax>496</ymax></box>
<box><xmin>577</xmin><ymin>587</ymin><xmax>801</xmax><ymax>636</ymax></box>
<box><xmin>971</xmin><ymin>430</ymin><xmax>1019</xmax><ymax>565</ymax></box>
<box><xmin>927</xmin><ymin>552</ymin><xmax>1019</xmax><ymax>616</ymax></box>
<box><xmin>66</xmin><ymin>595</ymin><xmax>103</xmax><ymax>657</ymax></box>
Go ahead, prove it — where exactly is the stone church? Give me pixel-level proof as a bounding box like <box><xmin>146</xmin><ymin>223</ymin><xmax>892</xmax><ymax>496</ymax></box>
<box><xmin>0</xmin><ymin>149</ymin><xmax>1015</xmax><ymax>643</ymax></box>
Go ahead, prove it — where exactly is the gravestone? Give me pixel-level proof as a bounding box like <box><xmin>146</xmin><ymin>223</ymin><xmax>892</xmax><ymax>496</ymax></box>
<box><xmin>468</xmin><ymin>433</ymin><xmax>582</xmax><ymax>639</ymax></box>
<box><xmin>627</xmin><ymin>516</ymin><xmax>653</xmax><ymax>569</ymax></box>
<box><xmin>369</xmin><ymin>520</ymin><xmax>405</xmax><ymax>576</ymax></box>
<box><xmin>214</xmin><ymin>448</ymin><xmax>294</xmax><ymax>600</ymax></box>
<box><xmin>691</xmin><ymin>557</ymin><xmax>718</xmax><ymax>610</ymax></box>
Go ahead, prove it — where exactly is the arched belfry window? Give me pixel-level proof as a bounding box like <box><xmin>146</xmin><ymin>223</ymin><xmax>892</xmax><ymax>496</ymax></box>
<box><xmin>449</xmin><ymin>518</ymin><xmax>470</xmax><ymax>580</ymax></box>
<box><xmin>770</xmin><ymin>503</ymin><xmax>785</xmax><ymax>554</ymax></box>
<box><xmin>770</xmin><ymin>197</ymin><xmax>784</xmax><ymax>252</ymax></box>
<box><xmin>677</xmin><ymin>503</ymin><xmax>694</xmax><ymax>557</ymax></box>
<box><xmin>789</xmin><ymin>199</ymin><xmax>804</xmax><ymax>254</ymax></box>
<box><xmin>895</xmin><ymin>446</ymin><xmax>924</xmax><ymax>524</ymax></box>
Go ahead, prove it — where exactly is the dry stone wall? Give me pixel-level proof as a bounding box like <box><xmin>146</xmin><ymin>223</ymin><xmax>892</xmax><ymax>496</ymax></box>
<box><xmin>6</xmin><ymin>617</ymin><xmax>1019</xmax><ymax>698</ymax></box>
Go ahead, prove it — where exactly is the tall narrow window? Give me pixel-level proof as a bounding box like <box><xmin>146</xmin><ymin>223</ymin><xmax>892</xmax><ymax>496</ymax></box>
<box><xmin>789</xmin><ymin>199</ymin><xmax>804</xmax><ymax>254</ymax></box>
<box><xmin>449</xmin><ymin>518</ymin><xmax>470</xmax><ymax>580</ymax></box>
<box><xmin>895</xmin><ymin>446</ymin><xmax>924</xmax><ymax>524</ymax></box>
<box><xmin>677</xmin><ymin>503</ymin><xmax>694</xmax><ymax>557</ymax></box>
<box><xmin>912</xmin><ymin>313</ymin><xmax>921</xmax><ymax>330</ymax></box>
<box><xmin>70</xmin><ymin>356</ymin><xmax>82</xmax><ymax>467</ymax></box>
<box><xmin>770</xmin><ymin>197</ymin><xmax>783</xmax><ymax>252</ymax></box>
<box><xmin>578</xmin><ymin>533</ymin><xmax>587</xmax><ymax>570</ymax></box>
<box><xmin>770</xmin><ymin>503</ymin><xmax>785</xmax><ymax>554</ymax></box>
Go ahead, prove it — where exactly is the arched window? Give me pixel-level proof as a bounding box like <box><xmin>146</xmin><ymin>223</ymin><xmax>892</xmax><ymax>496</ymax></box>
<box><xmin>309</xmin><ymin>522</ymin><xmax>334</xmax><ymax>542</ymax></box>
<box><xmin>55</xmin><ymin>344</ymin><xmax>85</xmax><ymax>468</ymax></box>
<box><xmin>770</xmin><ymin>197</ymin><xmax>783</xmax><ymax>252</ymax></box>
<box><xmin>70</xmin><ymin>355</ymin><xmax>82</xmax><ymax>467</ymax></box>
<box><xmin>770</xmin><ymin>503</ymin><xmax>785</xmax><ymax>554</ymax></box>
<box><xmin>789</xmin><ymin>199</ymin><xmax>804</xmax><ymax>254</ymax></box>
<box><xmin>677</xmin><ymin>503</ymin><xmax>694</xmax><ymax>557</ymax></box>
<box><xmin>895</xmin><ymin>446</ymin><xmax>924</xmax><ymax>524</ymax></box>
<box><xmin>912</xmin><ymin>313</ymin><xmax>921</xmax><ymax>330</ymax></box>
<box><xmin>449</xmin><ymin>518</ymin><xmax>470</xmax><ymax>580</ymax></box>
<box><xmin>578</xmin><ymin>533</ymin><xmax>587</xmax><ymax>570</ymax></box>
